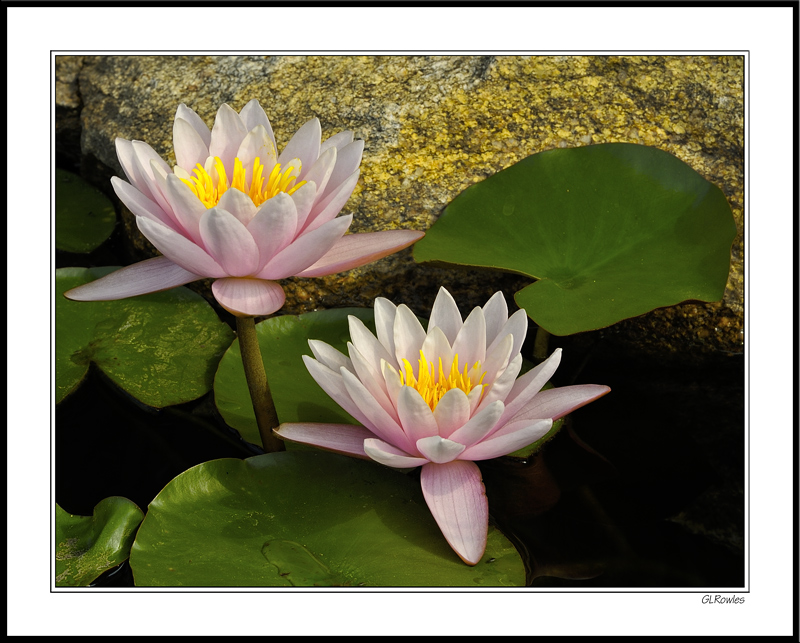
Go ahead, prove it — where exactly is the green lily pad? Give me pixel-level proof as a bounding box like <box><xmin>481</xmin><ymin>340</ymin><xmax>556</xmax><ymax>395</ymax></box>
<box><xmin>129</xmin><ymin>451</ymin><xmax>524</xmax><ymax>586</ymax></box>
<box><xmin>55</xmin><ymin>497</ymin><xmax>144</xmax><ymax>586</ymax></box>
<box><xmin>413</xmin><ymin>143</ymin><xmax>737</xmax><ymax>336</ymax></box>
<box><xmin>55</xmin><ymin>169</ymin><xmax>117</xmax><ymax>253</ymax></box>
<box><xmin>214</xmin><ymin>308</ymin><xmax>375</xmax><ymax>447</ymax></box>
<box><xmin>56</xmin><ymin>267</ymin><xmax>235</xmax><ymax>406</ymax></box>
<box><xmin>506</xmin><ymin>417</ymin><xmax>564</xmax><ymax>460</ymax></box>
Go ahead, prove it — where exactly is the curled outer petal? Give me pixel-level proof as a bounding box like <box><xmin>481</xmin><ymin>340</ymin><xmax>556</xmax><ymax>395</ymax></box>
<box><xmin>211</xmin><ymin>278</ymin><xmax>285</xmax><ymax>317</ymax></box>
<box><xmin>64</xmin><ymin>256</ymin><xmax>201</xmax><ymax>302</ymax></box>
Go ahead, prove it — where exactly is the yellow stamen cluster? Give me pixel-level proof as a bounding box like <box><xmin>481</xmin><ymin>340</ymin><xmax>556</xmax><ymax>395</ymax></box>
<box><xmin>181</xmin><ymin>156</ymin><xmax>306</xmax><ymax>209</ymax></box>
<box><xmin>400</xmin><ymin>350</ymin><xmax>485</xmax><ymax>411</ymax></box>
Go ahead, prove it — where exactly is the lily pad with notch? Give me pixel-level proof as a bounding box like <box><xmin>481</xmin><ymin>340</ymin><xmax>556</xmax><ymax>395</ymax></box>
<box><xmin>55</xmin><ymin>497</ymin><xmax>144</xmax><ymax>586</ymax></box>
<box><xmin>55</xmin><ymin>169</ymin><xmax>117</xmax><ymax>253</ymax></box>
<box><xmin>129</xmin><ymin>450</ymin><xmax>525</xmax><ymax>586</ymax></box>
<box><xmin>56</xmin><ymin>267</ymin><xmax>235</xmax><ymax>406</ymax></box>
<box><xmin>413</xmin><ymin>143</ymin><xmax>737</xmax><ymax>336</ymax></box>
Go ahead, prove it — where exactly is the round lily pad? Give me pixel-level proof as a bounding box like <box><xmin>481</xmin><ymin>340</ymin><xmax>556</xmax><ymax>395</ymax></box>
<box><xmin>56</xmin><ymin>267</ymin><xmax>235</xmax><ymax>406</ymax></box>
<box><xmin>55</xmin><ymin>169</ymin><xmax>117</xmax><ymax>253</ymax></box>
<box><xmin>214</xmin><ymin>308</ymin><xmax>375</xmax><ymax>447</ymax></box>
<box><xmin>55</xmin><ymin>497</ymin><xmax>144</xmax><ymax>587</ymax></box>
<box><xmin>413</xmin><ymin>143</ymin><xmax>737</xmax><ymax>336</ymax></box>
<box><xmin>129</xmin><ymin>451</ymin><xmax>525</xmax><ymax>586</ymax></box>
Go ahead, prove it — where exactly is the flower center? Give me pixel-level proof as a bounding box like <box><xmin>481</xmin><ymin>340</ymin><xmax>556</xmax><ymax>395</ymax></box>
<box><xmin>400</xmin><ymin>350</ymin><xmax>485</xmax><ymax>411</ymax></box>
<box><xmin>181</xmin><ymin>156</ymin><xmax>306</xmax><ymax>209</ymax></box>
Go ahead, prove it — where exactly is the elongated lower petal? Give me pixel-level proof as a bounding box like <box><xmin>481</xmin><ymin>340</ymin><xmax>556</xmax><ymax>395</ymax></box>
<box><xmin>211</xmin><ymin>277</ymin><xmax>285</xmax><ymax>317</ymax></box>
<box><xmin>420</xmin><ymin>460</ymin><xmax>488</xmax><ymax>566</ymax></box>
<box><xmin>296</xmin><ymin>229</ymin><xmax>425</xmax><ymax>278</ymax></box>
<box><xmin>274</xmin><ymin>422</ymin><xmax>375</xmax><ymax>459</ymax></box>
<box><xmin>363</xmin><ymin>438</ymin><xmax>428</xmax><ymax>468</ymax></box>
<box><xmin>64</xmin><ymin>256</ymin><xmax>201</xmax><ymax>301</ymax></box>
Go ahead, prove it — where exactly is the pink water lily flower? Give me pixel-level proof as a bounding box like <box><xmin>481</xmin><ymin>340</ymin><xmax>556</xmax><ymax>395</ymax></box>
<box><xmin>275</xmin><ymin>287</ymin><xmax>610</xmax><ymax>565</ymax></box>
<box><xmin>65</xmin><ymin>100</ymin><xmax>423</xmax><ymax>316</ymax></box>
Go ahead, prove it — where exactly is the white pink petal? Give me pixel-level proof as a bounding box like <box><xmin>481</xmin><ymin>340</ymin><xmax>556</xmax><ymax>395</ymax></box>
<box><xmin>209</xmin><ymin>103</ymin><xmax>248</xmax><ymax>170</ymax></box>
<box><xmin>274</xmin><ymin>422</ymin><xmax>374</xmax><ymax>459</ymax></box>
<box><xmin>247</xmin><ymin>193</ymin><xmax>298</xmax><ymax>271</ymax></box>
<box><xmin>416</xmin><ymin>436</ymin><xmax>466</xmax><ymax>464</ymax></box>
<box><xmin>278</xmin><ymin>118</ymin><xmax>321</xmax><ymax>180</ymax></box>
<box><xmin>340</xmin><ymin>368</ymin><xmax>415</xmax><ymax>454</ymax></box>
<box><xmin>420</xmin><ymin>461</ymin><xmax>488</xmax><ymax>565</ymax></box>
<box><xmin>256</xmin><ymin>214</ymin><xmax>351</xmax><ymax>280</ymax></box>
<box><xmin>199</xmin><ymin>208</ymin><xmax>260</xmax><ymax>277</ymax></box>
<box><xmin>211</xmin><ymin>277</ymin><xmax>286</xmax><ymax>317</ymax></box>
<box><xmin>136</xmin><ymin>217</ymin><xmax>226</xmax><ymax>278</ymax></box>
<box><xmin>460</xmin><ymin>419</ymin><xmax>553</xmax><ymax>461</ymax></box>
<box><xmin>173</xmin><ymin>117</ymin><xmax>210</xmax><ymax>172</ymax></box>
<box><xmin>363</xmin><ymin>439</ymin><xmax>428</xmax><ymax>469</ymax></box>
<box><xmin>64</xmin><ymin>256</ymin><xmax>201</xmax><ymax>301</ymax></box>
<box><xmin>428</xmin><ymin>286</ymin><xmax>462</xmax><ymax>345</ymax></box>
<box><xmin>397</xmin><ymin>387</ymin><xmax>439</xmax><ymax>444</ymax></box>
<box><xmin>295</xmin><ymin>229</ymin><xmax>424</xmax><ymax>279</ymax></box>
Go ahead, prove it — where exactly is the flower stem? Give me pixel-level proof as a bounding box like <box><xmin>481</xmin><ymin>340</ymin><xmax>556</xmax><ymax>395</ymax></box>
<box><xmin>235</xmin><ymin>316</ymin><xmax>284</xmax><ymax>453</ymax></box>
<box><xmin>533</xmin><ymin>326</ymin><xmax>551</xmax><ymax>362</ymax></box>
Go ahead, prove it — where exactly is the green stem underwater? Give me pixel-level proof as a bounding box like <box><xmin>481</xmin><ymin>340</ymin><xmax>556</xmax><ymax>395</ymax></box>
<box><xmin>533</xmin><ymin>326</ymin><xmax>551</xmax><ymax>362</ymax></box>
<box><xmin>235</xmin><ymin>315</ymin><xmax>285</xmax><ymax>453</ymax></box>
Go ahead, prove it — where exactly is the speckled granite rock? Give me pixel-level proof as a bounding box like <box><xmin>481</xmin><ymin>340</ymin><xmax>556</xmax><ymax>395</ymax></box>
<box><xmin>55</xmin><ymin>55</ymin><xmax>85</xmax><ymax>165</ymax></box>
<box><xmin>56</xmin><ymin>55</ymin><xmax>743</xmax><ymax>360</ymax></box>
